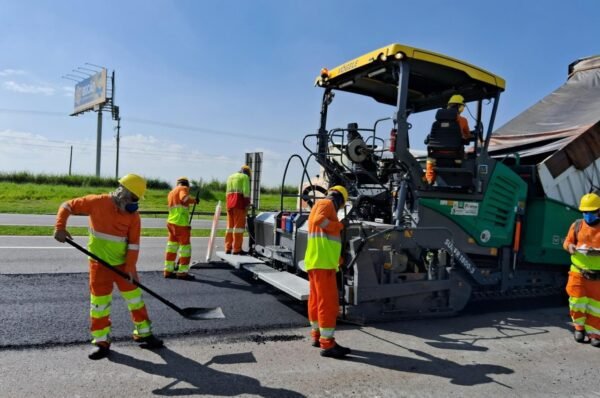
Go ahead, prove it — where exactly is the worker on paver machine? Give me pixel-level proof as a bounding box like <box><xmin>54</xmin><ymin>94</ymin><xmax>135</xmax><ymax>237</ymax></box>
<box><xmin>425</xmin><ymin>94</ymin><xmax>476</xmax><ymax>185</ymax></box>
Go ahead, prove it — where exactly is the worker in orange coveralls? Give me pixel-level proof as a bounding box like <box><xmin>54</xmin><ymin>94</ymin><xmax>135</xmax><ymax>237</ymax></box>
<box><xmin>447</xmin><ymin>94</ymin><xmax>473</xmax><ymax>142</ymax></box>
<box><xmin>564</xmin><ymin>192</ymin><xmax>600</xmax><ymax>347</ymax></box>
<box><xmin>425</xmin><ymin>94</ymin><xmax>474</xmax><ymax>185</ymax></box>
<box><xmin>225</xmin><ymin>165</ymin><xmax>251</xmax><ymax>255</ymax></box>
<box><xmin>164</xmin><ymin>176</ymin><xmax>197</xmax><ymax>280</ymax></box>
<box><xmin>305</xmin><ymin>185</ymin><xmax>352</xmax><ymax>359</ymax></box>
<box><xmin>54</xmin><ymin>174</ymin><xmax>163</xmax><ymax>360</ymax></box>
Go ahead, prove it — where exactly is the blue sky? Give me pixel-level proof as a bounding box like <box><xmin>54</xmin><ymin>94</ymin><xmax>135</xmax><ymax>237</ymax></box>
<box><xmin>0</xmin><ymin>0</ymin><xmax>598</xmax><ymax>187</ymax></box>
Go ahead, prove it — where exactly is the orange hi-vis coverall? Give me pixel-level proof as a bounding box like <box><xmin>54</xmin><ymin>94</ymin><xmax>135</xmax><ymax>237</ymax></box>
<box><xmin>55</xmin><ymin>194</ymin><xmax>152</xmax><ymax>345</ymax></box>
<box><xmin>304</xmin><ymin>197</ymin><xmax>344</xmax><ymax>350</ymax></box>
<box><xmin>564</xmin><ymin>219</ymin><xmax>600</xmax><ymax>339</ymax></box>
<box><xmin>425</xmin><ymin>114</ymin><xmax>472</xmax><ymax>185</ymax></box>
<box><xmin>225</xmin><ymin>172</ymin><xmax>250</xmax><ymax>254</ymax></box>
<box><xmin>164</xmin><ymin>185</ymin><xmax>196</xmax><ymax>275</ymax></box>
<box><xmin>457</xmin><ymin>115</ymin><xmax>472</xmax><ymax>141</ymax></box>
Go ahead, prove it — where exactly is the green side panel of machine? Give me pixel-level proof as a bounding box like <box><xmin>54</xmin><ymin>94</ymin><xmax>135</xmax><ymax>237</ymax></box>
<box><xmin>420</xmin><ymin>162</ymin><xmax>527</xmax><ymax>247</ymax></box>
<box><xmin>521</xmin><ymin>197</ymin><xmax>580</xmax><ymax>265</ymax></box>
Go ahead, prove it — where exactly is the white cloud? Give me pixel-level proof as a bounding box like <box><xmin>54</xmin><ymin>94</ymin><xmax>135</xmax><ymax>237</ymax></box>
<box><xmin>0</xmin><ymin>69</ymin><xmax>25</xmax><ymax>77</ymax></box>
<box><xmin>3</xmin><ymin>81</ymin><xmax>55</xmax><ymax>96</ymax></box>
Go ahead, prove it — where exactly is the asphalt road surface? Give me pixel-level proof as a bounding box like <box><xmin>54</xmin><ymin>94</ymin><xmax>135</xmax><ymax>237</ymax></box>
<box><xmin>0</xmin><ymin>266</ymin><xmax>308</xmax><ymax>348</ymax></box>
<box><xmin>2</xmin><ymin>237</ymin><xmax>600</xmax><ymax>397</ymax></box>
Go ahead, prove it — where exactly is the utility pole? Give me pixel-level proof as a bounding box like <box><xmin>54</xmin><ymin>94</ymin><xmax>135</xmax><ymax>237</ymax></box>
<box><xmin>114</xmin><ymin>105</ymin><xmax>121</xmax><ymax>179</ymax></box>
<box><xmin>96</xmin><ymin>109</ymin><xmax>102</xmax><ymax>177</ymax></box>
<box><xmin>69</xmin><ymin>145</ymin><xmax>73</xmax><ymax>175</ymax></box>
<box><xmin>111</xmin><ymin>70</ymin><xmax>120</xmax><ymax>179</ymax></box>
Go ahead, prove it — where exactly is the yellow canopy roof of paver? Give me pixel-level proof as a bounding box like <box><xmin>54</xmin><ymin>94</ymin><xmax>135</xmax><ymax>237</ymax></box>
<box><xmin>316</xmin><ymin>43</ymin><xmax>505</xmax><ymax>112</ymax></box>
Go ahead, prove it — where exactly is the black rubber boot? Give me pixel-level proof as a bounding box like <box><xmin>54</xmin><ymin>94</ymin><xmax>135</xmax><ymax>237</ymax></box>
<box><xmin>591</xmin><ymin>338</ymin><xmax>600</xmax><ymax>348</ymax></box>
<box><xmin>163</xmin><ymin>271</ymin><xmax>175</xmax><ymax>279</ymax></box>
<box><xmin>574</xmin><ymin>330</ymin><xmax>586</xmax><ymax>343</ymax></box>
<box><xmin>312</xmin><ymin>340</ymin><xmax>320</xmax><ymax>348</ymax></box>
<box><xmin>320</xmin><ymin>343</ymin><xmax>351</xmax><ymax>359</ymax></box>
<box><xmin>176</xmin><ymin>273</ymin><xmax>195</xmax><ymax>281</ymax></box>
<box><xmin>88</xmin><ymin>343</ymin><xmax>110</xmax><ymax>360</ymax></box>
<box><xmin>134</xmin><ymin>334</ymin><xmax>164</xmax><ymax>349</ymax></box>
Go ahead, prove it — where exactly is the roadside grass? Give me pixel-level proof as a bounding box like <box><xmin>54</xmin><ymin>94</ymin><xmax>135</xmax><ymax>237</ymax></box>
<box><xmin>0</xmin><ymin>225</ymin><xmax>224</xmax><ymax>237</ymax></box>
<box><xmin>0</xmin><ymin>171</ymin><xmax>170</xmax><ymax>189</ymax></box>
<box><xmin>0</xmin><ymin>181</ymin><xmax>298</xmax><ymax>214</ymax></box>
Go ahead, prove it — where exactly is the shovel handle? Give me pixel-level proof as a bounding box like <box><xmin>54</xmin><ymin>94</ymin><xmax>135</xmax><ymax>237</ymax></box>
<box><xmin>65</xmin><ymin>237</ymin><xmax>186</xmax><ymax>316</ymax></box>
<box><xmin>188</xmin><ymin>189</ymin><xmax>201</xmax><ymax>226</ymax></box>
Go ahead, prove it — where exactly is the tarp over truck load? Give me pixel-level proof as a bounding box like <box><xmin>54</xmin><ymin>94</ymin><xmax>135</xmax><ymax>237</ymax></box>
<box><xmin>488</xmin><ymin>56</ymin><xmax>600</xmax><ymax>208</ymax></box>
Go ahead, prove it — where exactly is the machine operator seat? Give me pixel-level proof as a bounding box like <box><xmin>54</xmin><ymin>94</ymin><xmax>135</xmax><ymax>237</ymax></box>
<box><xmin>425</xmin><ymin>108</ymin><xmax>472</xmax><ymax>188</ymax></box>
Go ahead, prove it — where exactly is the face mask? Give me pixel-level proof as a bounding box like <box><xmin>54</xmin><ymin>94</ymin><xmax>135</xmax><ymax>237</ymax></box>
<box><xmin>125</xmin><ymin>203</ymin><xmax>139</xmax><ymax>213</ymax></box>
<box><xmin>583</xmin><ymin>212</ymin><xmax>599</xmax><ymax>225</ymax></box>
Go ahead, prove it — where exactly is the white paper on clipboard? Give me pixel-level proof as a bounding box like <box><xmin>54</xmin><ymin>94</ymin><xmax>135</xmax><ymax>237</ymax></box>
<box><xmin>205</xmin><ymin>200</ymin><xmax>221</xmax><ymax>262</ymax></box>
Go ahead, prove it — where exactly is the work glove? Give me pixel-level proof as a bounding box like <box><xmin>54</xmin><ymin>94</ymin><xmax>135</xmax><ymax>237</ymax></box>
<box><xmin>53</xmin><ymin>229</ymin><xmax>72</xmax><ymax>243</ymax></box>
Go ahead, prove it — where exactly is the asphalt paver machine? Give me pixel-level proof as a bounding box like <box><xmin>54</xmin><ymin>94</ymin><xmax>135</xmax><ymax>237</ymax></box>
<box><xmin>219</xmin><ymin>44</ymin><xmax>582</xmax><ymax>323</ymax></box>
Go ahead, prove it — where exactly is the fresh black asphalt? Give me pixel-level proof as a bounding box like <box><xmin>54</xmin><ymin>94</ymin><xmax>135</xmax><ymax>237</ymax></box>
<box><xmin>0</xmin><ymin>264</ymin><xmax>309</xmax><ymax>348</ymax></box>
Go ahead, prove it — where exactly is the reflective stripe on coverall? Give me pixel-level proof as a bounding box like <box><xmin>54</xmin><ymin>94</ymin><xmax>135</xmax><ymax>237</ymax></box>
<box><xmin>165</xmin><ymin>185</ymin><xmax>195</xmax><ymax>273</ymax></box>
<box><xmin>564</xmin><ymin>219</ymin><xmax>600</xmax><ymax>338</ymax></box>
<box><xmin>56</xmin><ymin>194</ymin><xmax>152</xmax><ymax>344</ymax></box>
<box><xmin>225</xmin><ymin>172</ymin><xmax>250</xmax><ymax>253</ymax></box>
<box><xmin>305</xmin><ymin>197</ymin><xmax>343</xmax><ymax>349</ymax></box>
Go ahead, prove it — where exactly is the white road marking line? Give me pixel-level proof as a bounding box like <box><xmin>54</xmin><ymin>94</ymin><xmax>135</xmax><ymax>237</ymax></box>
<box><xmin>0</xmin><ymin>246</ymin><xmax>74</xmax><ymax>249</ymax></box>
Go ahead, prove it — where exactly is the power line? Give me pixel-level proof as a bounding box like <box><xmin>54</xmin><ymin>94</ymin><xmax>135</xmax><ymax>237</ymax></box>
<box><xmin>125</xmin><ymin>117</ymin><xmax>291</xmax><ymax>143</ymax></box>
<box><xmin>0</xmin><ymin>107</ymin><xmax>293</xmax><ymax>143</ymax></box>
<box><xmin>0</xmin><ymin>136</ymin><xmax>291</xmax><ymax>165</ymax></box>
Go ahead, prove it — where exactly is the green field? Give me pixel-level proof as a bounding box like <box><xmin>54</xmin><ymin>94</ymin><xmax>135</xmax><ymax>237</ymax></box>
<box><xmin>0</xmin><ymin>181</ymin><xmax>298</xmax><ymax>215</ymax></box>
<box><xmin>0</xmin><ymin>174</ymin><xmax>300</xmax><ymax>236</ymax></box>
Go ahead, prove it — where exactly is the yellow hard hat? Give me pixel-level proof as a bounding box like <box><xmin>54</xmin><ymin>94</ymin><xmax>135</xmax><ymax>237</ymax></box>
<box><xmin>448</xmin><ymin>94</ymin><xmax>465</xmax><ymax>106</ymax></box>
<box><xmin>579</xmin><ymin>193</ymin><xmax>600</xmax><ymax>212</ymax></box>
<box><xmin>118</xmin><ymin>174</ymin><xmax>147</xmax><ymax>199</ymax></box>
<box><xmin>176</xmin><ymin>176</ymin><xmax>189</xmax><ymax>183</ymax></box>
<box><xmin>329</xmin><ymin>185</ymin><xmax>348</xmax><ymax>203</ymax></box>
<box><xmin>241</xmin><ymin>165</ymin><xmax>251</xmax><ymax>175</ymax></box>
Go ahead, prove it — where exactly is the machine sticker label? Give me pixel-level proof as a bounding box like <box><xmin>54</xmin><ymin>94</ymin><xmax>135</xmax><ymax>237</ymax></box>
<box><xmin>444</xmin><ymin>238</ymin><xmax>477</xmax><ymax>275</ymax></box>
<box><xmin>450</xmin><ymin>202</ymin><xmax>479</xmax><ymax>216</ymax></box>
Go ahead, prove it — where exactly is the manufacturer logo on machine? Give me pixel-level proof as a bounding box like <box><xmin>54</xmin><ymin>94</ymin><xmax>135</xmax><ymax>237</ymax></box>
<box><xmin>338</xmin><ymin>59</ymin><xmax>359</xmax><ymax>74</ymax></box>
<box><xmin>441</xmin><ymin>200</ymin><xmax>480</xmax><ymax>216</ymax></box>
<box><xmin>444</xmin><ymin>238</ymin><xmax>477</xmax><ymax>275</ymax></box>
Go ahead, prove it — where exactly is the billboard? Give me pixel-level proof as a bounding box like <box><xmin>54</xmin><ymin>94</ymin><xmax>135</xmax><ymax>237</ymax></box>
<box><xmin>72</xmin><ymin>68</ymin><xmax>107</xmax><ymax>115</ymax></box>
